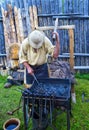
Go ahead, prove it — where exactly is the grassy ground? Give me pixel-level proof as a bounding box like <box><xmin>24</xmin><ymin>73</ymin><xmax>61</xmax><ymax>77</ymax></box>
<box><xmin>0</xmin><ymin>74</ymin><xmax>89</xmax><ymax>130</ymax></box>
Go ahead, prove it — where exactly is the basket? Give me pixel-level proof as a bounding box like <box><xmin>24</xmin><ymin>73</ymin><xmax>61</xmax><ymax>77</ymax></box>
<box><xmin>3</xmin><ymin>118</ymin><xmax>20</xmax><ymax>130</ymax></box>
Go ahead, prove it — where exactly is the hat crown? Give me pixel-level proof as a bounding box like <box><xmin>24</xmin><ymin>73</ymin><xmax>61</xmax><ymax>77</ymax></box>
<box><xmin>28</xmin><ymin>30</ymin><xmax>44</xmax><ymax>49</ymax></box>
<box><xmin>31</xmin><ymin>31</ymin><xmax>42</xmax><ymax>44</ymax></box>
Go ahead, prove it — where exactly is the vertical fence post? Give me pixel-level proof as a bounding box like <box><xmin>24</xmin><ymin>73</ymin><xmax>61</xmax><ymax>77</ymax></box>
<box><xmin>68</xmin><ymin>28</ymin><xmax>75</xmax><ymax>94</ymax></box>
<box><xmin>68</xmin><ymin>29</ymin><xmax>74</xmax><ymax>71</ymax></box>
<box><xmin>29</xmin><ymin>6</ymin><xmax>35</xmax><ymax>31</ymax></box>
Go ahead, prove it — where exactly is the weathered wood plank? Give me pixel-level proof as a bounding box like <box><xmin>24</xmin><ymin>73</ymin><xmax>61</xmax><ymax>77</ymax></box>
<box><xmin>28</xmin><ymin>0</ymin><xmax>32</xmax><ymax>6</ymax></box>
<box><xmin>36</xmin><ymin>0</ymin><xmax>42</xmax><ymax>30</ymax></box>
<box><xmin>63</xmin><ymin>19</ymin><xmax>69</xmax><ymax>54</ymax></box>
<box><xmin>68</xmin><ymin>0</ymin><xmax>73</xmax><ymax>13</ymax></box>
<box><xmin>84</xmin><ymin>0</ymin><xmax>88</xmax><ymax>15</ymax></box>
<box><xmin>84</xmin><ymin>21</ymin><xmax>87</xmax><ymax>53</ymax></box>
<box><xmin>64</xmin><ymin>0</ymin><xmax>68</xmax><ymax>13</ymax></box>
<box><xmin>41</xmin><ymin>0</ymin><xmax>48</xmax><ymax>37</ymax></box>
<box><xmin>74</xmin><ymin>66</ymin><xmax>89</xmax><ymax>70</ymax></box>
<box><xmin>1</xmin><ymin>7</ymin><xmax>10</xmax><ymax>57</ymax></box>
<box><xmin>55</xmin><ymin>0</ymin><xmax>59</xmax><ymax>13</ymax></box>
<box><xmin>73</xmin><ymin>19</ymin><xmax>80</xmax><ymax>66</ymax></box>
<box><xmin>63</xmin><ymin>53</ymin><xmax>89</xmax><ymax>56</ymax></box>
<box><xmin>14</xmin><ymin>0</ymin><xmax>19</xmax><ymax>8</ymax></box>
<box><xmin>0</xmin><ymin>20</ymin><xmax>5</xmax><ymax>54</ymax></box>
<box><xmin>58</xmin><ymin>0</ymin><xmax>63</xmax><ymax>13</ymax></box>
<box><xmin>23</xmin><ymin>0</ymin><xmax>31</xmax><ymax>34</ymax></box>
<box><xmin>45</xmin><ymin>0</ymin><xmax>51</xmax><ymax>14</ymax></box>
<box><xmin>79</xmin><ymin>1</ymin><xmax>85</xmax><ymax>66</ymax></box>
<box><xmin>36</xmin><ymin>0</ymin><xmax>41</xmax><ymax>14</ymax></box>
<box><xmin>58</xmin><ymin>20</ymin><xmax>63</xmax><ymax>54</ymax></box>
<box><xmin>73</xmin><ymin>0</ymin><xmax>78</xmax><ymax>13</ymax></box>
<box><xmin>50</xmin><ymin>0</ymin><xmax>55</xmax><ymax>14</ymax></box>
<box><xmin>31</xmin><ymin>0</ymin><xmax>36</xmax><ymax>5</ymax></box>
<box><xmin>19</xmin><ymin>0</ymin><xmax>24</xmax><ymax>8</ymax></box>
<box><xmin>10</xmin><ymin>0</ymin><xmax>15</xmax><ymax>8</ymax></box>
<box><xmin>73</xmin><ymin>0</ymin><xmax>79</xmax><ymax>56</ymax></box>
<box><xmin>53</xmin><ymin>15</ymin><xmax>89</xmax><ymax>19</ymax></box>
<box><xmin>83</xmin><ymin>0</ymin><xmax>89</xmax><ymax>66</ymax></box>
<box><xmin>36</xmin><ymin>25</ymin><xmax>75</xmax><ymax>30</ymax></box>
<box><xmin>79</xmin><ymin>0</ymin><xmax>84</xmax><ymax>14</ymax></box>
<box><xmin>38</xmin><ymin>13</ymin><xmax>82</xmax><ymax>17</ymax></box>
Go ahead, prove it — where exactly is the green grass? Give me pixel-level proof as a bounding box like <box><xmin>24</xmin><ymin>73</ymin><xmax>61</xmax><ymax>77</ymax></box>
<box><xmin>0</xmin><ymin>76</ymin><xmax>24</xmax><ymax>129</ymax></box>
<box><xmin>0</xmin><ymin>74</ymin><xmax>89</xmax><ymax>130</ymax></box>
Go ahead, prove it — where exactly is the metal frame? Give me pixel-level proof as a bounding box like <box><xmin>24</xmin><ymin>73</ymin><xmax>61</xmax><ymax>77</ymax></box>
<box><xmin>22</xmin><ymin>94</ymin><xmax>71</xmax><ymax>130</ymax></box>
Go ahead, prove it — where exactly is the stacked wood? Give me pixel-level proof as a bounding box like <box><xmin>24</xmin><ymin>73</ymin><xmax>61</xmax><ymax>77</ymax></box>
<box><xmin>1</xmin><ymin>5</ymin><xmax>17</xmax><ymax>60</ymax></box>
<box><xmin>2</xmin><ymin>5</ymin><xmax>39</xmax><ymax>49</ymax></box>
<box><xmin>2</xmin><ymin>4</ymin><xmax>25</xmax><ymax>46</ymax></box>
<box><xmin>1</xmin><ymin>4</ymin><xmax>25</xmax><ymax>72</ymax></box>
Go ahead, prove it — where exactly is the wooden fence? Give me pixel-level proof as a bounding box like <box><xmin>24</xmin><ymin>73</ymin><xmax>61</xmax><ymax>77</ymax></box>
<box><xmin>0</xmin><ymin>0</ymin><xmax>89</xmax><ymax>72</ymax></box>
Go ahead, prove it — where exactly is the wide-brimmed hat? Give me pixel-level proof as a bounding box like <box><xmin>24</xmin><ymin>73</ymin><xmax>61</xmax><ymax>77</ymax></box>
<box><xmin>28</xmin><ymin>30</ymin><xmax>45</xmax><ymax>49</ymax></box>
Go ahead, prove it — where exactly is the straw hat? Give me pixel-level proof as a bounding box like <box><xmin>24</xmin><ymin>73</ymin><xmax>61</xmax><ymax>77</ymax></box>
<box><xmin>28</xmin><ymin>30</ymin><xmax>45</xmax><ymax>49</ymax></box>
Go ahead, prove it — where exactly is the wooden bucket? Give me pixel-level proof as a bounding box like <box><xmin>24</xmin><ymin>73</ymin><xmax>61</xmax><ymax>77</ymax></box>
<box><xmin>3</xmin><ymin>118</ymin><xmax>20</xmax><ymax>130</ymax></box>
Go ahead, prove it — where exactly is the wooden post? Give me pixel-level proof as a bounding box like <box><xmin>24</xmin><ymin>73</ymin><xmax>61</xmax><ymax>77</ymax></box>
<box><xmin>29</xmin><ymin>6</ymin><xmax>35</xmax><ymax>31</ymax></box>
<box><xmin>14</xmin><ymin>6</ymin><xmax>20</xmax><ymax>43</ymax></box>
<box><xmin>1</xmin><ymin>8</ymin><xmax>8</xmax><ymax>45</ymax></box>
<box><xmin>18</xmin><ymin>8</ymin><xmax>24</xmax><ymax>43</ymax></box>
<box><xmin>36</xmin><ymin>25</ymin><xmax>75</xmax><ymax>31</ymax></box>
<box><xmin>68</xmin><ymin>29</ymin><xmax>74</xmax><ymax>71</ymax></box>
<box><xmin>33</xmin><ymin>5</ymin><xmax>38</xmax><ymax>29</ymax></box>
<box><xmin>7</xmin><ymin>4</ymin><xmax>16</xmax><ymax>43</ymax></box>
<box><xmin>1</xmin><ymin>8</ymin><xmax>10</xmax><ymax>63</ymax></box>
<box><xmin>68</xmin><ymin>29</ymin><xmax>75</xmax><ymax>94</ymax></box>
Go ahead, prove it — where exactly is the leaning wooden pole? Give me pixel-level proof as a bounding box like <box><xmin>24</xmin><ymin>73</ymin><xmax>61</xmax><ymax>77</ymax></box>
<box><xmin>18</xmin><ymin>8</ymin><xmax>24</xmax><ymax>43</ymax></box>
<box><xmin>29</xmin><ymin>6</ymin><xmax>35</xmax><ymax>31</ymax></box>
<box><xmin>14</xmin><ymin>6</ymin><xmax>20</xmax><ymax>43</ymax></box>
<box><xmin>33</xmin><ymin>5</ymin><xmax>38</xmax><ymax>29</ymax></box>
<box><xmin>36</xmin><ymin>25</ymin><xmax>75</xmax><ymax>31</ymax></box>
<box><xmin>1</xmin><ymin>7</ymin><xmax>10</xmax><ymax>62</ymax></box>
<box><xmin>7</xmin><ymin>4</ymin><xmax>16</xmax><ymax>43</ymax></box>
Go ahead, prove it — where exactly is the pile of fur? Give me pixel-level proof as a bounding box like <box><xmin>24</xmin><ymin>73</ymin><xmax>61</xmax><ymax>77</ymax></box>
<box><xmin>48</xmin><ymin>59</ymin><xmax>76</xmax><ymax>84</ymax></box>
